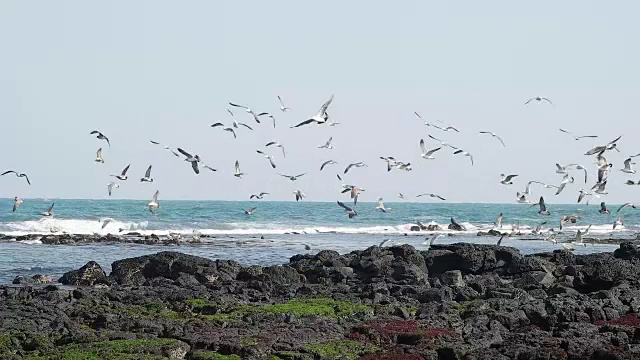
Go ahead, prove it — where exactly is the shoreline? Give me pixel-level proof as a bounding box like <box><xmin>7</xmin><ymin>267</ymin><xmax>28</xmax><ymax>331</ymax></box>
<box><xmin>1</xmin><ymin>242</ymin><xmax>640</xmax><ymax>358</ymax></box>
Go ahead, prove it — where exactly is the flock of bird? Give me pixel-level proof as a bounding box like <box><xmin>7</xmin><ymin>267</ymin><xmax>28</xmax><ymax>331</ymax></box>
<box><xmin>1</xmin><ymin>94</ymin><xmax>638</xmax><ymax>251</ymax></box>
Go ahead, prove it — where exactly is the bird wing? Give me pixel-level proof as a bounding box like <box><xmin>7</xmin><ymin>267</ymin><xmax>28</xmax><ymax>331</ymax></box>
<box><xmin>204</xmin><ymin>165</ymin><xmax>217</xmax><ymax>171</ymax></box>
<box><xmin>145</xmin><ymin>165</ymin><xmax>152</xmax><ymax>178</ymax></box>
<box><xmin>90</xmin><ymin>130</ymin><xmax>100</xmax><ymax>135</ymax></box>
<box><xmin>235</xmin><ymin>161</ymin><xmax>240</xmax><ymax>173</ymax></box>
<box><xmin>295</xmin><ymin>173</ymin><xmax>307</xmax><ymax>178</ymax></box>
<box><xmin>21</xmin><ymin>174</ymin><xmax>31</xmax><ymax>185</ymax></box>
<box><xmin>320</xmin><ymin>161</ymin><xmax>330</xmax><ymax>171</ymax></box>
<box><xmin>336</xmin><ymin>201</ymin><xmax>352</xmax><ymax>211</ymax></box>
<box><xmin>177</xmin><ymin>148</ymin><xmax>192</xmax><ymax>158</ymax></box>
<box><xmin>48</xmin><ymin>203</ymin><xmax>55</xmax><ymax>213</ymax></box>
<box><xmin>237</xmin><ymin>123</ymin><xmax>251</xmax><ymax>130</ymax></box>
<box><xmin>617</xmin><ymin>203</ymin><xmax>632</xmax><ymax>213</ymax></box>
<box><xmin>624</xmin><ymin>158</ymin><xmax>632</xmax><ymax>168</ymax></box>
<box><xmin>435</xmin><ymin>195</ymin><xmax>446</xmax><ymax>200</ymax></box>
<box><xmin>121</xmin><ymin>164</ymin><xmax>131</xmax><ymax>176</ymax></box>
<box><xmin>559</xmin><ymin>128</ymin><xmax>572</xmax><ymax>135</ymax></box>
<box><xmin>278</xmin><ymin>173</ymin><xmax>291</xmax><ymax>178</ymax></box>
<box><xmin>97</xmin><ymin>148</ymin><xmax>102</xmax><ymax>158</ymax></box>
<box><xmin>152</xmin><ymin>191</ymin><xmax>159</xmax><ymax>203</ymax></box>
<box><xmin>419</xmin><ymin>139</ymin><xmax>426</xmax><ymax>153</ymax></box>
<box><xmin>278</xmin><ymin>95</ymin><xmax>285</xmax><ymax>107</ymax></box>
<box><xmin>292</xmin><ymin>119</ymin><xmax>317</xmax><ymax>128</ymax></box>
<box><xmin>317</xmin><ymin>94</ymin><xmax>334</xmax><ymax>115</ymax></box>
<box><xmin>524</xmin><ymin>98</ymin><xmax>534</xmax><ymax>104</ymax></box>
<box><xmin>344</xmin><ymin>164</ymin><xmax>354</xmax><ymax>174</ymax></box>
<box><xmin>376</xmin><ymin>198</ymin><xmax>384</xmax><ymax>207</ymax></box>
<box><xmin>265</xmin><ymin>141</ymin><xmax>276</xmax><ymax>147</ymax></box>
<box><xmin>1</xmin><ymin>170</ymin><xmax>16</xmax><ymax>176</ymax></box>
<box><xmin>555</xmin><ymin>183</ymin><xmax>566</xmax><ymax>195</ymax></box>
<box><xmin>539</xmin><ymin>197</ymin><xmax>546</xmax><ymax>211</ymax></box>
<box><xmin>268</xmin><ymin>157</ymin><xmax>276</xmax><ymax>169</ymax></box>
<box><xmin>427</xmin><ymin>134</ymin><xmax>442</xmax><ymax>143</ymax></box>
<box><xmin>325</xmin><ymin>137</ymin><xmax>333</xmax><ymax>146</ymax></box>
<box><xmin>425</xmin><ymin>147</ymin><xmax>441</xmax><ymax>156</ymax></box>
<box><xmin>228</xmin><ymin>102</ymin><xmax>248</xmax><ymax>109</ymax></box>
<box><xmin>413</xmin><ymin>111</ymin><xmax>422</xmax><ymax>119</ymax></box>
<box><xmin>505</xmin><ymin>174</ymin><xmax>518</xmax><ymax>182</ymax></box>
<box><xmin>495</xmin><ymin>135</ymin><xmax>506</xmax><ymax>147</ymax></box>
<box><xmin>150</xmin><ymin>140</ymin><xmax>160</xmax><ymax>144</ymax></box>
<box><xmin>608</xmin><ymin>135</ymin><xmax>622</xmax><ymax>145</ymax></box>
<box><xmin>191</xmin><ymin>161</ymin><xmax>200</xmax><ymax>174</ymax></box>
<box><xmin>211</xmin><ymin>122</ymin><xmax>225</xmax><ymax>128</ymax></box>
<box><xmin>541</xmin><ymin>97</ymin><xmax>553</xmax><ymax>104</ymax></box>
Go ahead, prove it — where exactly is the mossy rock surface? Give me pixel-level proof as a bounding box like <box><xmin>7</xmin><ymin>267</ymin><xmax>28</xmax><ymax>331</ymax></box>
<box><xmin>21</xmin><ymin>338</ymin><xmax>188</xmax><ymax>360</ymax></box>
<box><xmin>303</xmin><ymin>339</ymin><xmax>377</xmax><ymax>360</ymax></box>
<box><xmin>189</xmin><ymin>351</ymin><xmax>241</xmax><ymax>360</ymax></box>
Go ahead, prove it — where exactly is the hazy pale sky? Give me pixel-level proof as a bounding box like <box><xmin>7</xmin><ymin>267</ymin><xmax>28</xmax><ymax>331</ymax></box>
<box><xmin>0</xmin><ymin>1</ymin><xmax>638</xmax><ymax>204</ymax></box>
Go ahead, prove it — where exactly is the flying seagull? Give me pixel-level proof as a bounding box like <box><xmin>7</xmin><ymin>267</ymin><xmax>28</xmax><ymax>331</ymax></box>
<box><xmin>90</xmin><ymin>130</ymin><xmax>110</xmax><ymax>147</ymax></box>
<box><xmin>277</xmin><ymin>96</ymin><xmax>291</xmax><ymax>112</ymax></box>
<box><xmin>148</xmin><ymin>190</ymin><xmax>160</xmax><ymax>215</ymax></box>
<box><xmin>250</xmin><ymin>192</ymin><xmax>269</xmax><ymax>200</ymax></box>
<box><xmin>344</xmin><ymin>162</ymin><xmax>367</xmax><ymax>174</ymax></box>
<box><xmin>500</xmin><ymin>174</ymin><xmax>518</xmax><ymax>185</ymax></box>
<box><xmin>234</xmin><ymin>160</ymin><xmax>245</xmax><ymax>178</ymax></box>
<box><xmin>177</xmin><ymin>148</ymin><xmax>201</xmax><ymax>174</ymax></box>
<box><xmin>617</xmin><ymin>203</ymin><xmax>637</xmax><ymax>214</ymax></box>
<box><xmin>222</xmin><ymin>127</ymin><xmax>237</xmax><ymax>139</ymax></box>
<box><xmin>536</xmin><ymin>196</ymin><xmax>550</xmax><ymax>215</ymax></box>
<box><xmin>453</xmin><ymin>149</ymin><xmax>474</xmax><ymax>165</ymax></box>
<box><xmin>419</xmin><ymin>139</ymin><xmax>440</xmax><ymax>159</ymax></box>
<box><xmin>268</xmin><ymin>114</ymin><xmax>276</xmax><ymax>128</ymax></box>
<box><xmin>256</xmin><ymin>150</ymin><xmax>277</xmax><ymax>169</ymax></box>
<box><xmin>621</xmin><ymin>158</ymin><xmax>636</xmax><ymax>174</ymax></box>
<box><xmin>228</xmin><ymin>102</ymin><xmax>268</xmax><ymax>123</ymax></box>
<box><xmin>428</xmin><ymin>134</ymin><xmax>457</xmax><ymax>149</ymax></box>
<box><xmin>244</xmin><ymin>207</ymin><xmax>256</xmax><ymax>215</ymax></box>
<box><xmin>265</xmin><ymin>141</ymin><xmax>286</xmax><ymax>158</ymax></box>
<box><xmin>12</xmin><ymin>197</ymin><xmax>23</xmax><ymax>213</ymax></box>
<box><xmin>41</xmin><ymin>203</ymin><xmax>54</xmax><ymax>217</ymax></box>
<box><xmin>397</xmin><ymin>193</ymin><xmax>405</xmax><ymax>200</ymax></box>
<box><xmin>558</xmin><ymin>129</ymin><xmax>598</xmax><ymax>141</ymax></box>
<box><xmin>524</xmin><ymin>97</ymin><xmax>553</xmax><ymax>105</ymax></box>
<box><xmin>1</xmin><ymin>171</ymin><xmax>31</xmax><ymax>185</ymax></box>
<box><xmin>375</xmin><ymin>198</ymin><xmax>390</xmax><ymax>212</ymax></box>
<box><xmin>337</xmin><ymin>201</ymin><xmax>358</xmax><ymax>219</ymax></box>
<box><xmin>292</xmin><ymin>94</ymin><xmax>334</xmax><ymax>128</ymax></box>
<box><xmin>101</xmin><ymin>218</ymin><xmax>114</xmax><ymax>229</ymax></box>
<box><xmin>341</xmin><ymin>185</ymin><xmax>365</xmax><ymax>205</ymax></box>
<box><xmin>585</xmin><ymin>135</ymin><xmax>622</xmax><ymax>155</ymax></box>
<box><xmin>111</xmin><ymin>164</ymin><xmax>131</xmax><ymax>181</ymax></box>
<box><xmin>320</xmin><ymin>160</ymin><xmax>338</xmax><ymax>171</ymax></box>
<box><xmin>577</xmin><ymin>189</ymin><xmax>592</xmax><ymax>203</ymax></box>
<box><xmin>150</xmin><ymin>140</ymin><xmax>160</xmax><ymax>145</ymax></box>
<box><xmin>479</xmin><ymin>131</ymin><xmax>506</xmax><ymax>147</ymax></box>
<box><xmin>279</xmin><ymin>173</ymin><xmax>306</xmax><ymax>181</ymax></box>
<box><xmin>423</xmin><ymin>234</ymin><xmax>441</xmax><ymax>251</ymax></box>
<box><xmin>95</xmin><ymin>148</ymin><xmax>104</xmax><ymax>163</ymax></box>
<box><xmin>294</xmin><ymin>190</ymin><xmax>305</xmax><ymax>201</ymax></box>
<box><xmin>599</xmin><ymin>202</ymin><xmax>610</xmax><ymax>214</ymax></box>
<box><xmin>516</xmin><ymin>192</ymin><xmax>531</xmax><ymax>204</ymax></box>
<box><xmin>140</xmin><ymin>165</ymin><xmax>153</xmax><ymax>182</ymax></box>
<box><xmin>107</xmin><ymin>181</ymin><xmax>119</xmax><ymax>196</ymax></box>
<box><xmin>319</xmin><ymin>137</ymin><xmax>334</xmax><ymax>149</ymax></box>
<box><xmin>416</xmin><ymin>193</ymin><xmax>446</xmax><ymax>201</ymax></box>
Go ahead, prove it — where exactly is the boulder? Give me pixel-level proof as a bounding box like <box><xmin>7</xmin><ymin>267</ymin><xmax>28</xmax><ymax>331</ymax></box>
<box><xmin>59</xmin><ymin>261</ymin><xmax>111</xmax><ymax>286</ymax></box>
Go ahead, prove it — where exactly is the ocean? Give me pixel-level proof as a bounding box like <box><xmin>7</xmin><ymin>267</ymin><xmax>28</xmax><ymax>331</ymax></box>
<box><xmin>0</xmin><ymin>199</ymin><xmax>634</xmax><ymax>284</ymax></box>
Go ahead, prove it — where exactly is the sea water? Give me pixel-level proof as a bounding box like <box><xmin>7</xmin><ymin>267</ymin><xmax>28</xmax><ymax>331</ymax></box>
<box><xmin>0</xmin><ymin>199</ymin><xmax>634</xmax><ymax>284</ymax></box>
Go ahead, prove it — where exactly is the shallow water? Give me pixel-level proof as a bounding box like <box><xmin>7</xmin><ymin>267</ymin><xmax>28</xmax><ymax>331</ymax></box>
<box><xmin>0</xmin><ymin>199</ymin><xmax>633</xmax><ymax>284</ymax></box>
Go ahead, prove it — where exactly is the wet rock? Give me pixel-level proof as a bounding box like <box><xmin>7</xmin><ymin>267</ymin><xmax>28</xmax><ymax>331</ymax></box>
<box><xmin>59</xmin><ymin>261</ymin><xmax>111</xmax><ymax>286</ymax></box>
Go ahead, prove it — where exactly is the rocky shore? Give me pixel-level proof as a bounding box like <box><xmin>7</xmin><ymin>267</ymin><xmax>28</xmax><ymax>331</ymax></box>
<box><xmin>2</xmin><ymin>242</ymin><xmax>640</xmax><ymax>359</ymax></box>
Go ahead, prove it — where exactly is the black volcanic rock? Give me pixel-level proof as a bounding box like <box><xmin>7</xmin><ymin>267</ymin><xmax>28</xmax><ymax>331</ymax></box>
<box><xmin>1</xmin><ymin>243</ymin><xmax>640</xmax><ymax>359</ymax></box>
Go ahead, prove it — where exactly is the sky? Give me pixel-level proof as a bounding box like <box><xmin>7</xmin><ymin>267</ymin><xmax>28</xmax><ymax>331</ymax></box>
<box><xmin>0</xmin><ymin>1</ymin><xmax>638</xmax><ymax>204</ymax></box>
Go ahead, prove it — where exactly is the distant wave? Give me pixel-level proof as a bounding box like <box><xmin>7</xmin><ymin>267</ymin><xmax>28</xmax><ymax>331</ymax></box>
<box><xmin>0</xmin><ymin>218</ymin><xmax>632</xmax><ymax>237</ymax></box>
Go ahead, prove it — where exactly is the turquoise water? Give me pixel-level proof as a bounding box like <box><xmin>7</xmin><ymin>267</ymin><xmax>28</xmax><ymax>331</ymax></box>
<box><xmin>0</xmin><ymin>199</ymin><xmax>634</xmax><ymax>284</ymax></box>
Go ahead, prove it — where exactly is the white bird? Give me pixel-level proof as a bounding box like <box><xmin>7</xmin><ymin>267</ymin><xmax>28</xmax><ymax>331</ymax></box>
<box><xmin>613</xmin><ymin>216</ymin><xmax>624</xmax><ymax>230</ymax></box>
<box><xmin>536</xmin><ymin>196</ymin><xmax>550</xmax><ymax>215</ymax></box>
<box><xmin>279</xmin><ymin>173</ymin><xmax>306</xmax><ymax>181</ymax></box>
<box><xmin>560</xmin><ymin>173</ymin><xmax>575</xmax><ymax>185</ymax></box>
<box><xmin>234</xmin><ymin>161</ymin><xmax>245</xmax><ymax>178</ymax></box>
<box><xmin>375</xmin><ymin>198</ymin><xmax>390</xmax><ymax>212</ymax></box>
<box><xmin>111</xmin><ymin>164</ymin><xmax>131</xmax><ymax>181</ymax></box>
<box><xmin>250</xmin><ymin>192</ymin><xmax>269</xmax><ymax>200</ymax></box>
<box><xmin>228</xmin><ymin>102</ymin><xmax>268</xmax><ymax>123</ymax></box>
<box><xmin>318</xmin><ymin>137</ymin><xmax>334</xmax><ymax>149</ymax></box>
<box><xmin>416</xmin><ymin>193</ymin><xmax>446</xmax><ymax>201</ymax></box>
<box><xmin>95</xmin><ymin>148</ymin><xmax>104</xmax><ymax>163</ymax></box>
<box><xmin>558</xmin><ymin>129</ymin><xmax>598</xmax><ymax>141</ymax></box>
<box><xmin>422</xmin><ymin>234</ymin><xmax>441</xmax><ymax>250</ymax></box>
<box><xmin>12</xmin><ymin>197</ymin><xmax>23</xmax><ymax>213</ymax></box>
<box><xmin>585</xmin><ymin>135</ymin><xmax>622</xmax><ymax>156</ymax></box>
<box><xmin>495</xmin><ymin>213</ymin><xmax>503</xmax><ymax>228</ymax></box>
<box><xmin>516</xmin><ymin>192</ymin><xmax>531</xmax><ymax>204</ymax></box>
<box><xmin>428</xmin><ymin>134</ymin><xmax>457</xmax><ymax>149</ymax></box>
<box><xmin>522</xmin><ymin>181</ymin><xmax>536</xmax><ymax>195</ymax></box>
<box><xmin>344</xmin><ymin>162</ymin><xmax>367</xmax><ymax>174</ymax></box>
<box><xmin>265</xmin><ymin>141</ymin><xmax>286</xmax><ymax>158</ymax></box>
<box><xmin>101</xmin><ymin>218</ymin><xmax>114</xmax><ymax>229</ymax></box>
<box><xmin>164</xmin><ymin>146</ymin><xmax>181</xmax><ymax>157</ymax></box>
<box><xmin>577</xmin><ymin>189</ymin><xmax>592</xmax><ymax>203</ymax></box>
<box><xmin>277</xmin><ymin>96</ymin><xmax>291</xmax><ymax>112</ymax></box>
<box><xmin>617</xmin><ymin>203</ymin><xmax>637</xmax><ymax>213</ymax></box>
<box><xmin>566</xmin><ymin>164</ymin><xmax>588</xmax><ymax>183</ymax></box>
<box><xmin>244</xmin><ymin>207</ymin><xmax>256</xmax><ymax>215</ymax></box>
<box><xmin>524</xmin><ymin>96</ymin><xmax>554</xmax><ymax>105</ymax></box>
<box><xmin>177</xmin><ymin>148</ymin><xmax>201</xmax><ymax>174</ymax></box>
<box><xmin>292</xmin><ymin>95</ymin><xmax>334</xmax><ymax>127</ymax></box>
<box><xmin>320</xmin><ymin>160</ymin><xmax>338</xmax><ymax>171</ymax></box>
<box><xmin>337</xmin><ymin>201</ymin><xmax>357</xmax><ymax>219</ymax></box>
<box><xmin>41</xmin><ymin>203</ymin><xmax>54</xmax><ymax>217</ymax></box>
<box><xmin>500</xmin><ymin>174</ymin><xmax>518</xmax><ymax>185</ymax></box>
<box><xmin>419</xmin><ymin>139</ymin><xmax>441</xmax><ymax>160</ymax></box>
<box><xmin>256</xmin><ymin>150</ymin><xmax>277</xmax><ymax>169</ymax></box>
<box><xmin>594</xmin><ymin>180</ymin><xmax>608</xmax><ymax>195</ymax></box>
<box><xmin>621</xmin><ymin>158</ymin><xmax>636</xmax><ymax>174</ymax></box>
<box><xmin>478</xmin><ymin>131</ymin><xmax>506</xmax><ymax>147</ymax></box>
<box><xmin>107</xmin><ymin>181</ymin><xmax>119</xmax><ymax>196</ymax></box>
<box><xmin>226</xmin><ymin>109</ymin><xmax>254</xmax><ymax>131</ymax></box>
<box><xmin>294</xmin><ymin>190</ymin><xmax>305</xmax><ymax>201</ymax></box>
<box><xmin>555</xmin><ymin>163</ymin><xmax>570</xmax><ymax>174</ymax></box>
<box><xmin>148</xmin><ymin>190</ymin><xmax>160</xmax><ymax>215</ymax></box>
<box><xmin>453</xmin><ymin>149</ymin><xmax>474</xmax><ymax>165</ymax></box>
<box><xmin>140</xmin><ymin>165</ymin><xmax>153</xmax><ymax>182</ymax></box>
